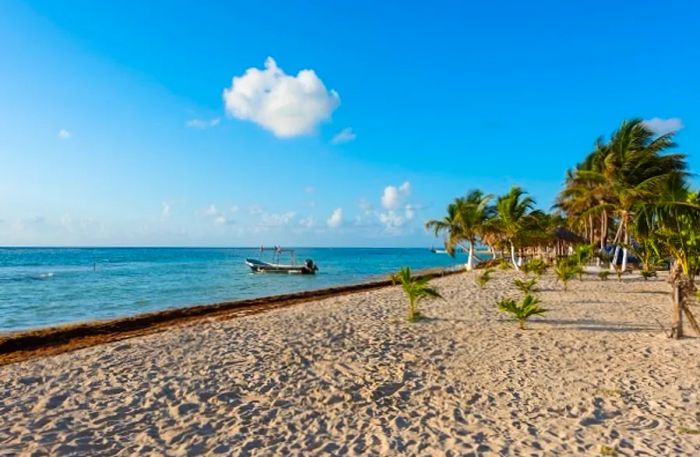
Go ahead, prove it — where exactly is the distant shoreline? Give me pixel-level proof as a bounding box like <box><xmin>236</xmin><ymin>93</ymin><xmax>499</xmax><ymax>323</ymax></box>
<box><xmin>0</xmin><ymin>266</ymin><xmax>463</xmax><ymax>366</ymax></box>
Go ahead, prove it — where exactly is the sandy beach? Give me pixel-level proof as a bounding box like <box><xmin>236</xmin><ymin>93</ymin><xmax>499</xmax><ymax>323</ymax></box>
<box><xmin>1</xmin><ymin>270</ymin><xmax>699</xmax><ymax>456</ymax></box>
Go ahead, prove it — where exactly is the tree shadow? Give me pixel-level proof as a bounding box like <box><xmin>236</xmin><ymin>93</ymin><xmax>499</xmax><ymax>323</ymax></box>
<box><xmin>541</xmin><ymin>318</ymin><xmax>657</xmax><ymax>333</ymax></box>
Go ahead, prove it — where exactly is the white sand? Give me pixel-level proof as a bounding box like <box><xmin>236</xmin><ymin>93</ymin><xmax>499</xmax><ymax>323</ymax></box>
<box><xmin>1</xmin><ymin>271</ymin><xmax>699</xmax><ymax>456</ymax></box>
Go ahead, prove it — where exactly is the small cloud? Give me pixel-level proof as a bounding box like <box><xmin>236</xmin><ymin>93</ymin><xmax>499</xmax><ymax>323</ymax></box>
<box><xmin>58</xmin><ymin>129</ymin><xmax>72</xmax><ymax>140</ymax></box>
<box><xmin>161</xmin><ymin>202</ymin><xmax>171</xmax><ymax>219</ymax></box>
<box><xmin>643</xmin><ymin>117</ymin><xmax>683</xmax><ymax>135</ymax></box>
<box><xmin>203</xmin><ymin>204</ymin><xmax>237</xmax><ymax>225</ymax></box>
<box><xmin>214</xmin><ymin>215</ymin><xmax>235</xmax><ymax>225</ymax></box>
<box><xmin>331</xmin><ymin>127</ymin><xmax>356</xmax><ymax>144</ymax></box>
<box><xmin>223</xmin><ymin>57</ymin><xmax>340</xmax><ymax>138</ymax></box>
<box><xmin>405</xmin><ymin>204</ymin><xmax>415</xmax><ymax>220</ymax></box>
<box><xmin>327</xmin><ymin>208</ymin><xmax>343</xmax><ymax>228</ymax></box>
<box><xmin>299</xmin><ymin>216</ymin><xmax>316</xmax><ymax>228</ymax></box>
<box><xmin>259</xmin><ymin>211</ymin><xmax>296</xmax><ymax>227</ymax></box>
<box><xmin>381</xmin><ymin>181</ymin><xmax>411</xmax><ymax>210</ymax></box>
<box><xmin>186</xmin><ymin>118</ymin><xmax>221</xmax><ymax>129</ymax></box>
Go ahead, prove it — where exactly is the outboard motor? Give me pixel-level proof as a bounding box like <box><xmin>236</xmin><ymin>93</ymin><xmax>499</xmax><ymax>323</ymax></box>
<box><xmin>304</xmin><ymin>259</ymin><xmax>318</xmax><ymax>274</ymax></box>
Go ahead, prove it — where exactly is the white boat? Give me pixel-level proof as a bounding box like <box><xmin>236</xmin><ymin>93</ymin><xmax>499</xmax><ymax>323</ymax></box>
<box><xmin>245</xmin><ymin>247</ymin><xmax>318</xmax><ymax>274</ymax></box>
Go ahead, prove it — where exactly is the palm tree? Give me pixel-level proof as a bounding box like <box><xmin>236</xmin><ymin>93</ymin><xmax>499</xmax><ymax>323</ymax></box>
<box><xmin>557</xmin><ymin>120</ymin><xmax>686</xmax><ymax>272</ymax></box>
<box><xmin>392</xmin><ymin>267</ymin><xmax>442</xmax><ymax>321</ymax></box>
<box><xmin>598</xmin><ymin>120</ymin><xmax>685</xmax><ymax>271</ymax></box>
<box><xmin>425</xmin><ymin>190</ymin><xmax>493</xmax><ymax>270</ymax></box>
<box><xmin>490</xmin><ymin>186</ymin><xmax>537</xmax><ymax>270</ymax></box>
<box><xmin>634</xmin><ymin>177</ymin><xmax>700</xmax><ymax>338</ymax></box>
<box><xmin>497</xmin><ymin>294</ymin><xmax>548</xmax><ymax>330</ymax></box>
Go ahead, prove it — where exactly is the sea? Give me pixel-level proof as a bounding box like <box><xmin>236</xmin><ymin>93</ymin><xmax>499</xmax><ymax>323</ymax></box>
<box><xmin>0</xmin><ymin>247</ymin><xmax>468</xmax><ymax>333</ymax></box>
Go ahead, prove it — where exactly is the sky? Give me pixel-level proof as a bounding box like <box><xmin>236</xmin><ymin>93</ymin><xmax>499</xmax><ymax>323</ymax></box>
<box><xmin>0</xmin><ymin>0</ymin><xmax>698</xmax><ymax>247</ymax></box>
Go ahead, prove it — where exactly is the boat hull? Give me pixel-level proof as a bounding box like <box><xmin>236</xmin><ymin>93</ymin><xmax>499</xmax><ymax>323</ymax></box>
<box><xmin>245</xmin><ymin>258</ymin><xmax>317</xmax><ymax>274</ymax></box>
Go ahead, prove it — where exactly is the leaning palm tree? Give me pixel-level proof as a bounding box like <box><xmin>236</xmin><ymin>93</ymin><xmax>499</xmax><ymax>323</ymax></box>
<box><xmin>489</xmin><ymin>186</ymin><xmax>537</xmax><ymax>270</ymax></box>
<box><xmin>425</xmin><ymin>200</ymin><xmax>461</xmax><ymax>253</ymax></box>
<box><xmin>454</xmin><ymin>190</ymin><xmax>493</xmax><ymax>270</ymax></box>
<box><xmin>392</xmin><ymin>267</ymin><xmax>442</xmax><ymax>321</ymax></box>
<box><xmin>425</xmin><ymin>190</ymin><xmax>493</xmax><ymax>270</ymax></box>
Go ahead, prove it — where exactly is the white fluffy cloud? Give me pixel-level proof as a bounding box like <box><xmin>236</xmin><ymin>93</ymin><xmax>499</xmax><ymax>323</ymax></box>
<box><xmin>331</xmin><ymin>127</ymin><xmax>356</xmax><ymax>144</ymax></box>
<box><xmin>223</xmin><ymin>57</ymin><xmax>340</xmax><ymax>138</ymax></box>
<box><xmin>377</xmin><ymin>182</ymin><xmax>418</xmax><ymax>233</ymax></box>
<box><xmin>58</xmin><ymin>129</ymin><xmax>71</xmax><ymax>140</ymax></box>
<box><xmin>327</xmin><ymin>208</ymin><xmax>343</xmax><ymax>228</ymax></box>
<box><xmin>381</xmin><ymin>181</ymin><xmax>410</xmax><ymax>209</ymax></box>
<box><xmin>643</xmin><ymin>117</ymin><xmax>683</xmax><ymax>135</ymax></box>
<box><xmin>186</xmin><ymin>118</ymin><xmax>220</xmax><ymax>129</ymax></box>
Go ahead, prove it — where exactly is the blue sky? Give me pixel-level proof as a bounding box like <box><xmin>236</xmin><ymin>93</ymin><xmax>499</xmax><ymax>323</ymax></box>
<box><xmin>1</xmin><ymin>0</ymin><xmax>698</xmax><ymax>246</ymax></box>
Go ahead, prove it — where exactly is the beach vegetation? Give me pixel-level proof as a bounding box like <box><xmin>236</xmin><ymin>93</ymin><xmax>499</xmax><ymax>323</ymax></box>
<box><xmin>497</xmin><ymin>294</ymin><xmax>548</xmax><ymax>330</ymax></box>
<box><xmin>513</xmin><ymin>277</ymin><xmax>538</xmax><ymax>294</ymax></box>
<box><xmin>477</xmin><ymin>268</ymin><xmax>494</xmax><ymax>288</ymax></box>
<box><xmin>598</xmin><ymin>270</ymin><xmax>611</xmax><ymax>281</ymax></box>
<box><xmin>428</xmin><ymin>118</ymin><xmax>700</xmax><ymax>338</ymax></box>
<box><xmin>393</xmin><ymin>267</ymin><xmax>442</xmax><ymax>322</ymax></box>
<box><xmin>599</xmin><ymin>445</ymin><xmax>618</xmax><ymax>456</ymax></box>
<box><xmin>489</xmin><ymin>187</ymin><xmax>541</xmax><ymax>271</ymax></box>
<box><xmin>522</xmin><ymin>258</ymin><xmax>548</xmax><ymax>277</ymax></box>
<box><xmin>555</xmin><ymin>259</ymin><xmax>577</xmax><ymax>290</ymax></box>
<box><xmin>425</xmin><ymin>190</ymin><xmax>493</xmax><ymax>271</ymax></box>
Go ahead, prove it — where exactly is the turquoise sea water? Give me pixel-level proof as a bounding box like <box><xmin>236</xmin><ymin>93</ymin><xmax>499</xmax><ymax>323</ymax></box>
<box><xmin>0</xmin><ymin>248</ymin><xmax>468</xmax><ymax>332</ymax></box>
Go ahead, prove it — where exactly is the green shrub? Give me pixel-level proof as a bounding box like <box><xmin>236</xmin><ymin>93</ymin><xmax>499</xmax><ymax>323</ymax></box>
<box><xmin>600</xmin><ymin>445</ymin><xmax>617</xmax><ymax>456</ymax></box>
<box><xmin>555</xmin><ymin>259</ymin><xmax>577</xmax><ymax>290</ymax></box>
<box><xmin>477</xmin><ymin>268</ymin><xmax>495</xmax><ymax>288</ymax></box>
<box><xmin>393</xmin><ymin>267</ymin><xmax>442</xmax><ymax>321</ymax></box>
<box><xmin>598</xmin><ymin>270</ymin><xmax>611</xmax><ymax>281</ymax></box>
<box><xmin>497</xmin><ymin>294</ymin><xmax>548</xmax><ymax>330</ymax></box>
<box><xmin>522</xmin><ymin>258</ymin><xmax>548</xmax><ymax>277</ymax></box>
<box><xmin>640</xmin><ymin>269</ymin><xmax>657</xmax><ymax>280</ymax></box>
<box><xmin>498</xmin><ymin>259</ymin><xmax>511</xmax><ymax>270</ymax></box>
<box><xmin>514</xmin><ymin>277</ymin><xmax>538</xmax><ymax>294</ymax></box>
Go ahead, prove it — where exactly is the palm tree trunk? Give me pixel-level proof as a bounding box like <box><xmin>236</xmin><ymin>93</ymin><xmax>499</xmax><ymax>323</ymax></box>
<box><xmin>673</xmin><ymin>284</ymin><xmax>683</xmax><ymax>338</ymax></box>
<box><xmin>466</xmin><ymin>241</ymin><xmax>474</xmax><ymax>271</ymax></box>
<box><xmin>510</xmin><ymin>241</ymin><xmax>520</xmax><ymax>271</ymax></box>
<box><xmin>610</xmin><ymin>219</ymin><xmax>624</xmax><ymax>271</ymax></box>
<box><xmin>598</xmin><ymin>210</ymin><xmax>607</xmax><ymax>267</ymax></box>
<box><xmin>621</xmin><ymin>222</ymin><xmax>629</xmax><ymax>273</ymax></box>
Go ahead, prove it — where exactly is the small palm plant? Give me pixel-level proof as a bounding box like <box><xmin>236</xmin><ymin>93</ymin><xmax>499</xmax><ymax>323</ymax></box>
<box><xmin>640</xmin><ymin>269</ymin><xmax>657</xmax><ymax>280</ymax></box>
<box><xmin>522</xmin><ymin>258</ymin><xmax>548</xmax><ymax>277</ymax></box>
<box><xmin>514</xmin><ymin>277</ymin><xmax>538</xmax><ymax>294</ymax></box>
<box><xmin>598</xmin><ymin>270</ymin><xmax>611</xmax><ymax>281</ymax></box>
<box><xmin>477</xmin><ymin>268</ymin><xmax>495</xmax><ymax>288</ymax></box>
<box><xmin>614</xmin><ymin>265</ymin><xmax>624</xmax><ymax>282</ymax></box>
<box><xmin>554</xmin><ymin>259</ymin><xmax>577</xmax><ymax>290</ymax></box>
<box><xmin>633</xmin><ymin>239</ymin><xmax>661</xmax><ymax>280</ymax></box>
<box><xmin>572</xmin><ymin>244</ymin><xmax>593</xmax><ymax>280</ymax></box>
<box><xmin>498</xmin><ymin>259</ymin><xmax>511</xmax><ymax>270</ymax></box>
<box><xmin>497</xmin><ymin>294</ymin><xmax>548</xmax><ymax>330</ymax></box>
<box><xmin>392</xmin><ymin>267</ymin><xmax>442</xmax><ymax>322</ymax></box>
